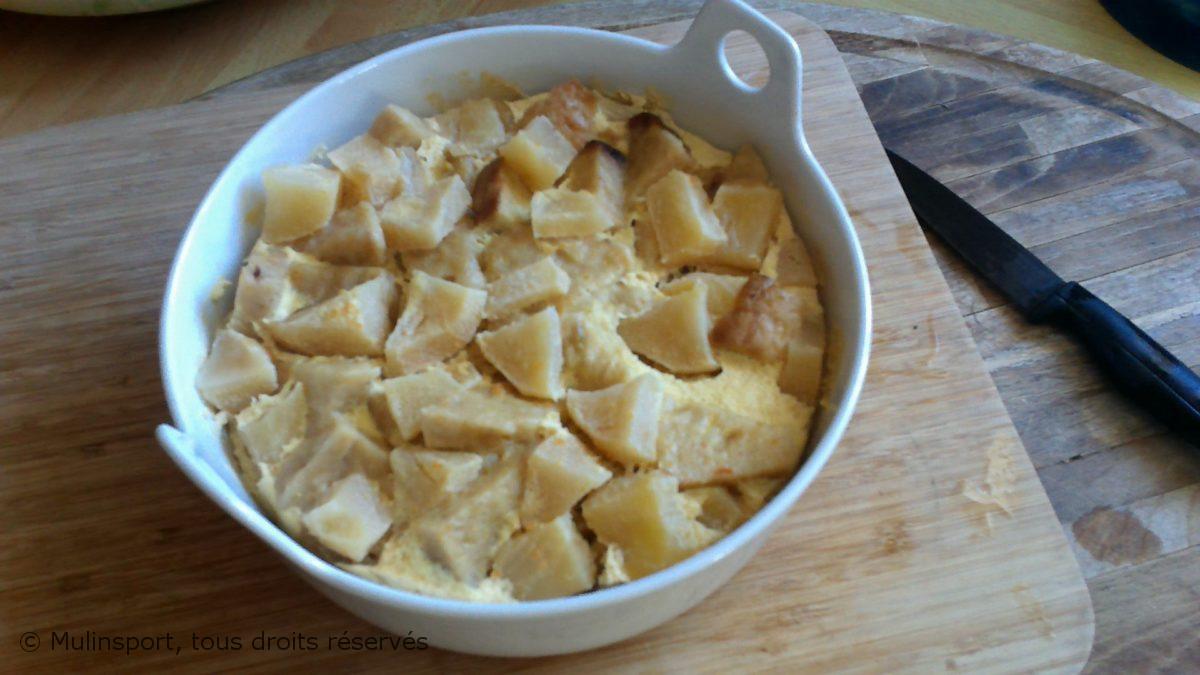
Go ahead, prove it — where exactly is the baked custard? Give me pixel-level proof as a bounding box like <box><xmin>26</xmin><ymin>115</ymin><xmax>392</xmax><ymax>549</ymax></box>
<box><xmin>196</xmin><ymin>80</ymin><xmax>826</xmax><ymax>602</ymax></box>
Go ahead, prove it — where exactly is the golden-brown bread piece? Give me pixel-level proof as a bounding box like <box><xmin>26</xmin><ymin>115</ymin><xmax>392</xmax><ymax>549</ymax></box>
<box><xmin>711</xmin><ymin>274</ymin><xmax>805</xmax><ymax>362</ymax></box>
<box><xmin>519</xmin><ymin>79</ymin><xmax>598</xmax><ymax>149</ymax></box>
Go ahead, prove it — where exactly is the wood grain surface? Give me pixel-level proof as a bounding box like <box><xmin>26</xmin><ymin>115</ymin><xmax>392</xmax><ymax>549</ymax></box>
<box><xmin>0</xmin><ymin>11</ymin><xmax>1098</xmax><ymax>673</ymax></box>
<box><xmin>2</xmin><ymin>0</ymin><xmax>1199</xmax><ymax>139</ymax></box>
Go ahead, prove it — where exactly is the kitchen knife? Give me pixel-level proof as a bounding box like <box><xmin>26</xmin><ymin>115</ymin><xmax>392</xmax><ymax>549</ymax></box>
<box><xmin>886</xmin><ymin>148</ymin><xmax>1200</xmax><ymax>448</ymax></box>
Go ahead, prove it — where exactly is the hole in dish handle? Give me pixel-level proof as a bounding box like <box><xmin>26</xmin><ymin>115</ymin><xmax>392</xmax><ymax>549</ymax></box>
<box><xmin>667</xmin><ymin>0</ymin><xmax>803</xmax><ymax>128</ymax></box>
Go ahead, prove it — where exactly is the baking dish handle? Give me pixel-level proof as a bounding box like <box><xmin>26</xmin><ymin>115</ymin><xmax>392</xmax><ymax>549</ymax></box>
<box><xmin>666</xmin><ymin>0</ymin><xmax>803</xmax><ymax>137</ymax></box>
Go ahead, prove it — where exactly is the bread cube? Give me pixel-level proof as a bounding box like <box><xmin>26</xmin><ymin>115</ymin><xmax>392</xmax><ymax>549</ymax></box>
<box><xmin>370</xmin><ymin>104</ymin><xmax>439</xmax><ymax>148</ymax></box>
<box><xmin>656</xmin><ymin>397</ymin><xmax>808</xmax><ymax>486</ymax></box>
<box><xmin>723</xmin><ymin>144</ymin><xmax>770</xmax><ymax>183</ymax></box>
<box><xmin>565</xmin><ymin>373</ymin><xmax>663</xmax><ymax>467</ymax></box>
<box><xmin>712</xmin><ymin>274</ymin><xmax>805</xmax><ymax>363</ymax></box>
<box><xmin>702</xmin><ymin>183</ymin><xmax>783</xmax><ymax>270</ymax></box>
<box><xmin>559</xmin><ymin>140</ymin><xmax>625</xmax><ymax>218</ymax></box>
<box><xmin>435</xmin><ymin>98</ymin><xmax>512</xmax><ymax>156</ymax></box>
<box><xmin>400</xmin><ymin>224</ymin><xmax>487</xmax><ymax>289</ymax></box>
<box><xmin>372</xmin><ymin>368</ymin><xmax>468</xmax><ymax>444</ymax></box>
<box><xmin>297</xmin><ymin>202</ymin><xmax>387</xmax><ymax>266</ymax></box>
<box><xmin>517</xmin><ymin>80</ymin><xmax>598</xmax><ymax>149</ymax></box>
<box><xmin>626</xmin><ymin>113</ymin><xmax>696</xmax><ymax>199</ymax></box>
<box><xmin>265</xmin><ymin>275</ymin><xmax>396</xmax><ymax>357</ymax></box>
<box><xmin>778</xmin><ymin>287</ymin><xmax>825</xmax><ymax>404</ymax></box>
<box><xmin>531</xmin><ymin>187</ymin><xmax>615</xmax><ymax>238</ymax></box>
<box><xmin>472</xmin><ymin>158</ymin><xmax>532</xmax><ymax>230</ymax></box>
<box><xmin>196</xmin><ymin>329</ymin><xmax>278</xmax><ymax>412</ymax></box>
<box><xmin>661</xmin><ymin>272</ymin><xmax>747</xmax><ymax>323</ymax></box>
<box><xmin>235</xmin><ymin>381</ymin><xmax>307</xmax><ymax>467</ymax></box>
<box><xmin>775</xmin><ymin>236</ymin><xmax>819</xmax><ymax>287</ymax></box>
<box><xmin>301</xmin><ymin>473</ymin><xmax>392</xmax><ymax>562</ymax></box>
<box><xmin>380</xmin><ymin>175</ymin><xmax>470</xmax><ymax>251</ymax></box>
<box><xmin>485</xmin><ymin>256</ymin><xmax>570</xmax><ymax>319</ymax></box>
<box><xmin>497</xmin><ymin>115</ymin><xmax>575</xmax><ymax>191</ymax></box>
<box><xmin>644</xmin><ymin>169</ymin><xmax>727</xmax><ymax>266</ymax></box>
<box><xmin>581</xmin><ymin>471</ymin><xmax>718</xmax><ymax>579</ymax></box>
<box><xmin>261</xmin><ymin>164</ymin><xmax>341</xmax><ymax>244</ymax></box>
<box><xmin>683</xmin><ymin>486</ymin><xmax>745</xmax><ymax>532</ymax></box>
<box><xmin>493</xmin><ymin>514</ymin><xmax>595</xmax><ymax>599</ymax></box>
<box><xmin>390</xmin><ymin>446</ymin><xmax>483</xmax><ymax>528</ymax></box>
<box><xmin>385</xmin><ymin>271</ymin><xmax>486</xmax><ymax>376</ymax></box>
<box><xmin>477</xmin><ymin>307</ymin><xmax>564</xmax><ymax>400</ymax></box>
<box><xmin>617</xmin><ymin>286</ymin><xmax>719</xmax><ymax>374</ymax></box>
<box><xmin>327</xmin><ymin>134</ymin><xmax>405</xmax><ymax>206</ymax></box>
<box><xmin>420</xmin><ymin>388</ymin><xmax>556</xmax><ymax>449</ymax></box>
<box><xmin>521</xmin><ymin>431</ymin><xmax>612</xmax><ymax>525</ymax></box>
<box><xmin>410</xmin><ymin>460</ymin><xmax>522</xmax><ymax>583</ymax></box>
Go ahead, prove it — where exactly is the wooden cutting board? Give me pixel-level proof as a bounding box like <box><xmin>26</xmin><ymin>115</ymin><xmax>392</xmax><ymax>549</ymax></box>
<box><xmin>0</xmin><ymin>11</ymin><xmax>1094</xmax><ymax>673</ymax></box>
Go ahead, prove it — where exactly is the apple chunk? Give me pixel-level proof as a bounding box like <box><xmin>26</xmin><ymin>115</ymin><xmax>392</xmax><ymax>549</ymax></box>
<box><xmin>520</xmin><ymin>431</ymin><xmax>612</xmax><ymax>524</ymax></box>
<box><xmin>531</xmin><ymin>187</ymin><xmax>615</xmax><ymax>238</ymax></box>
<box><xmin>626</xmin><ymin>113</ymin><xmax>696</xmax><ymax>200</ymax></box>
<box><xmin>702</xmin><ymin>183</ymin><xmax>783</xmax><ymax>270</ymax></box>
<box><xmin>435</xmin><ymin>98</ymin><xmax>512</xmax><ymax>156</ymax></box>
<box><xmin>301</xmin><ymin>473</ymin><xmax>392</xmax><ymax>562</ymax></box>
<box><xmin>565</xmin><ymin>373</ymin><xmax>663</xmax><ymax>467</ymax></box>
<box><xmin>472</xmin><ymin>158</ymin><xmax>532</xmax><ymax>230</ymax></box>
<box><xmin>379</xmin><ymin>175</ymin><xmax>470</xmax><ymax>251</ymax></box>
<box><xmin>493</xmin><ymin>514</ymin><xmax>596</xmax><ymax>600</ymax></box>
<box><xmin>645</xmin><ymin>169</ymin><xmax>727</xmax><ymax>266</ymax></box>
<box><xmin>369</xmin><ymin>104</ymin><xmax>439</xmax><ymax>148</ymax></box>
<box><xmin>327</xmin><ymin>133</ymin><xmax>405</xmax><ymax>206</ymax></box>
<box><xmin>384</xmin><ymin>271</ymin><xmax>486</xmax><ymax>376</ymax></box>
<box><xmin>778</xmin><ymin>287</ymin><xmax>825</xmax><ymax>404</ymax></box>
<box><xmin>390</xmin><ymin>447</ymin><xmax>483</xmax><ymax>529</ymax></box>
<box><xmin>486</xmin><ymin>256</ymin><xmax>571</xmax><ymax>319</ymax></box>
<box><xmin>372</xmin><ymin>368</ymin><xmax>469</xmax><ymax>444</ymax></box>
<box><xmin>661</xmin><ymin>272</ymin><xmax>747</xmax><ymax>323</ymax></box>
<box><xmin>582</xmin><ymin>471</ymin><xmax>718</xmax><ymax>579</ymax></box>
<box><xmin>498</xmin><ymin>115</ymin><xmax>575</xmax><ymax>191</ymax></box>
<box><xmin>420</xmin><ymin>388</ymin><xmax>556</xmax><ymax>449</ymax></box>
<box><xmin>261</xmin><ymin>164</ymin><xmax>340</xmax><ymax>244</ymax></box>
<box><xmin>409</xmin><ymin>460</ymin><xmax>522</xmax><ymax>583</ymax></box>
<box><xmin>296</xmin><ymin>202</ymin><xmax>387</xmax><ymax>267</ymax></box>
<box><xmin>656</xmin><ymin>397</ymin><xmax>809</xmax><ymax>486</ymax></box>
<box><xmin>618</xmin><ymin>286</ymin><xmax>719</xmax><ymax>375</ymax></box>
<box><xmin>265</xmin><ymin>275</ymin><xmax>396</xmax><ymax>357</ymax></box>
<box><xmin>477</xmin><ymin>307</ymin><xmax>564</xmax><ymax>400</ymax></box>
<box><xmin>196</xmin><ymin>329</ymin><xmax>278</xmax><ymax>412</ymax></box>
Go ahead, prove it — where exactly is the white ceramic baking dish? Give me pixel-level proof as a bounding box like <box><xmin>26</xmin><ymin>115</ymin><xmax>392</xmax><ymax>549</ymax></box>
<box><xmin>158</xmin><ymin>0</ymin><xmax>870</xmax><ymax>657</ymax></box>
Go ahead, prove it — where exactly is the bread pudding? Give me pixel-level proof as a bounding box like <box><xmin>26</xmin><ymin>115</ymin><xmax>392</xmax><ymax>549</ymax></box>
<box><xmin>195</xmin><ymin>80</ymin><xmax>826</xmax><ymax>602</ymax></box>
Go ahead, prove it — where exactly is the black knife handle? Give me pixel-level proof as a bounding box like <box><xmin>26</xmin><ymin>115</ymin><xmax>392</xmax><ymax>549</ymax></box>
<box><xmin>1035</xmin><ymin>282</ymin><xmax>1200</xmax><ymax>448</ymax></box>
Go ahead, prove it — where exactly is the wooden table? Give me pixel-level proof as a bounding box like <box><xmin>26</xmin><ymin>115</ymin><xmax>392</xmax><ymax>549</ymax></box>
<box><xmin>2</xmin><ymin>1</ymin><xmax>1198</xmax><ymax>671</ymax></box>
<box><xmin>1</xmin><ymin>0</ymin><xmax>1198</xmax><ymax>138</ymax></box>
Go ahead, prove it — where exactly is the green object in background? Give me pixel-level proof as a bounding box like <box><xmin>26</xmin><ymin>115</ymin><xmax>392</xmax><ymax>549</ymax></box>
<box><xmin>1101</xmin><ymin>0</ymin><xmax>1200</xmax><ymax>72</ymax></box>
<box><xmin>0</xmin><ymin>0</ymin><xmax>208</xmax><ymax>16</ymax></box>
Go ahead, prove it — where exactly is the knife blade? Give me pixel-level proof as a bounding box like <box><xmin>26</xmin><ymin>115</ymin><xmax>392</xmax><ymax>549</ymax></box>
<box><xmin>886</xmin><ymin>148</ymin><xmax>1200</xmax><ymax>448</ymax></box>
